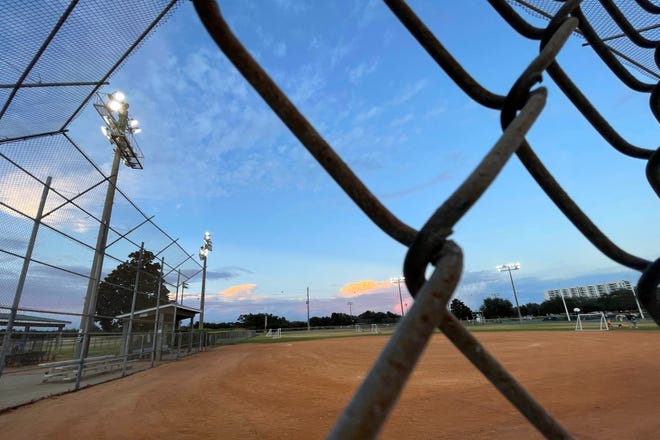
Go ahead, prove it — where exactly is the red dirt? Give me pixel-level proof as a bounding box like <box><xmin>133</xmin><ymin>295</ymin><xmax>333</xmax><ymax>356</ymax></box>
<box><xmin>1</xmin><ymin>331</ymin><xmax>659</xmax><ymax>439</ymax></box>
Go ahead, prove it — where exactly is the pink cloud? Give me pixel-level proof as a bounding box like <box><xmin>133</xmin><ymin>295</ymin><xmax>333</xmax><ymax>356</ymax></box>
<box><xmin>339</xmin><ymin>280</ymin><xmax>393</xmax><ymax>297</ymax></box>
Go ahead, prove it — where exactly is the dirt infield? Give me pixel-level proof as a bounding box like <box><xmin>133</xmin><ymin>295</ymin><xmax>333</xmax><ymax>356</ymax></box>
<box><xmin>1</xmin><ymin>330</ymin><xmax>659</xmax><ymax>439</ymax></box>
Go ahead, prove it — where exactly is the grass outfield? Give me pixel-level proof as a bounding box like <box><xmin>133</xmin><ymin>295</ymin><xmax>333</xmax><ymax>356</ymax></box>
<box><xmin>241</xmin><ymin>318</ymin><xmax>658</xmax><ymax>344</ymax></box>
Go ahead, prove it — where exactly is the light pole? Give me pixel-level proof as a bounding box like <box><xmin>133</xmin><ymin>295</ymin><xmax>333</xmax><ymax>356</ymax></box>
<box><xmin>76</xmin><ymin>91</ymin><xmax>143</xmax><ymax>359</ymax></box>
<box><xmin>198</xmin><ymin>232</ymin><xmax>213</xmax><ymax>333</ymax></box>
<box><xmin>496</xmin><ymin>262</ymin><xmax>523</xmax><ymax>324</ymax></box>
<box><xmin>306</xmin><ymin>286</ymin><xmax>310</xmax><ymax>331</ymax></box>
<box><xmin>559</xmin><ymin>290</ymin><xmax>571</xmax><ymax>321</ymax></box>
<box><xmin>629</xmin><ymin>284</ymin><xmax>645</xmax><ymax>319</ymax></box>
<box><xmin>180</xmin><ymin>281</ymin><xmax>189</xmax><ymax>305</ymax></box>
<box><xmin>390</xmin><ymin>276</ymin><xmax>406</xmax><ymax>317</ymax></box>
<box><xmin>347</xmin><ymin>302</ymin><xmax>353</xmax><ymax>317</ymax></box>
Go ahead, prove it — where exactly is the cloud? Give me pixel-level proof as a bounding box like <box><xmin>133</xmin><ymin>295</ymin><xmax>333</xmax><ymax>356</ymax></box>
<box><xmin>347</xmin><ymin>60</ymin><xmax>378</xmax><ymax>84</ymax></box>
<box><xmin>340</xmin><ymin>279</ymin><xmax>396</xmax><ymax>297</ymax></box>
<box><xmin>273</xmin><ymin>0</ymin><xmax>309</xmax><ymax>14</ymax></box>
<box><xmin>380</xmin><ymin>171</ymin><xmax>452</xmax><ymax>199</ymax></box>
<box><xmin>218</xmin><ymin>283</ymin><xmax>263</xmax><ymax>301</ymax></box>
<box><xmin>354</xmin><ymin>106</ymin><xmax>383</xmax><ymax>123</ymax></box>
<box><xmin>330</xmin><ymin>39</ymin><xmax>353</xmax><ymax>68</ymax></box>
<box><xmin>0</xmin><ymin>169</ymin><xmax>101</xmax><ymax>233</ymax></box>
<box><xmin>387</xmin><ymin>79</ymin><xmax>428</xmax><ymax>106</ymax></box>
<box><xmin>353</xmin><ymin>0</ymin><xmax>382</xmax><ymax>28</ymax></box>
<box><xmin>207</xmin><ymin>266</ymin><xmax>252</xmax><ymax>280</ymax></box>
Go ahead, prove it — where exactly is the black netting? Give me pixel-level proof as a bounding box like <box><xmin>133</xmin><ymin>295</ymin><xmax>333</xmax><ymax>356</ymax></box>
<box><xmin>0</xmin><ymin>0</ymin><xmax>181</xmax><ymax>140</ymax></box>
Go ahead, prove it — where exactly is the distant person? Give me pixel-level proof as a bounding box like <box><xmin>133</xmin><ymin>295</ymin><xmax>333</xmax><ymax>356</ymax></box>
<box><xmin>606</xmin><ymin>318</ymin><xmax>612</xmax><ymax>329</ymax></box>
<box><xmin>631</xmin><ymin>316</ymin><xmax>638</xmax><ymax>329</ymax></box>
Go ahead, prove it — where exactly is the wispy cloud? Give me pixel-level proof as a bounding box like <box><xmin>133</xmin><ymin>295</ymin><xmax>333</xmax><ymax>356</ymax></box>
<box><xmin>0</xmin><ymin>169</ymin><xmax>101</xmax><ymax>233</ymax></box>
<box><xmin>380</xmin><ymin>171</ymin><xmax>452</xmax><ymax>199</ymax></box>
<box><xmin>387</xmin><ymin>79</ymin><xmax>428</xmax><ymax>106</ymax></box>
<box><xmin>347</xmin><ymin>60</ymin><xmax>378</xmax><ymax>84</ymax></box>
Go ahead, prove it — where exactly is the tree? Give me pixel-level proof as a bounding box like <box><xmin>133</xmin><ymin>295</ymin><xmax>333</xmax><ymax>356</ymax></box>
<box><xmin>450</xmin><ymin>298</ymin><xmax>473</xmax><ymax>320</ymax></box>
<box><xmin>95</xmin><ymin>249</ymin><xmax>169</xmax><ymax>331</ymax></box>
<box><xmin>480</xmin><ymin>297</ymin><xmax>515</xmax><ymax>319</ymax></box>
<box><xmin>237</xmin><ymin>313</ymin><xmax>288</xmax><ymax>330</ymax></box>
<box><xmin>523</xmin><ymin>302</ymin><xmax>541</xmax><ymax>316</ymax></box>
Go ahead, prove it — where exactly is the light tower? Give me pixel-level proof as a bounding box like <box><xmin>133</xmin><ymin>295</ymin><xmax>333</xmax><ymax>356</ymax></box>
<box><xmin>77</xmin><ymin>91</ymin><xmax>143</xmax><ymax>359</ymax></box>
<box><xmin>496</xmin><ymin>262</ymin><xmax>523</xmax><ymax>324</ymax></box>
<box><xmin>390</xmin><ymin>276</ymin><xmax>406</xmax><ymax>317</ymax></box>
<box><xmin>198</xmin><ymin>231</ymin><xmax>213</xmax><ymax>332</ymax></box>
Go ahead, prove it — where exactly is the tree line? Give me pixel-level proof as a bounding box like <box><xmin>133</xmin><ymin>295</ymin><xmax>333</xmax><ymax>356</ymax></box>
<box><xmin>93</xmin><ymin>248</ymin><xmax>650</xmax><ymax>331</ymax></box>
<box><xmin>449</xmin><ymin>288</ymin><xmax>648</xmax><ymax>320</ymax></box>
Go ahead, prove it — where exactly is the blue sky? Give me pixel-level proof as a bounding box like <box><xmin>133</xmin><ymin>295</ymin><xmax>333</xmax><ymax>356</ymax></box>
<box><xmin>62</xmin><ymin>1</ymin><xmax>658</xmax><ymax>324</ymax></box>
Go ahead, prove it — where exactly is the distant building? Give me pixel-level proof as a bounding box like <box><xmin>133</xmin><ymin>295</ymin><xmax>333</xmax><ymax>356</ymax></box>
<box><xmin>543</xmin><ymin>280</ymin><xmax>632</xmax><ymax>301</ymax></box>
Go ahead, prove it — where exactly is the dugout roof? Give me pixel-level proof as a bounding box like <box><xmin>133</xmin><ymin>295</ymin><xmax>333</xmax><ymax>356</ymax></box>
<box><xmin>0</xmin><ymin>312</ymin><xmax>71</xmax><ymax>330</ymax></box>
<box><xmin>116</xmin><ymin>303</ymin><xmax>200</xmax><ymax>323</ymax></box>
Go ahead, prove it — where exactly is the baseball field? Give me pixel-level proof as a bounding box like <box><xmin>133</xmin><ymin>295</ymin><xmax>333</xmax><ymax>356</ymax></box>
<box><xmin>1</xmin><ymin>329</ymin><xmax>659</xmax><ymax>439</ymax></box>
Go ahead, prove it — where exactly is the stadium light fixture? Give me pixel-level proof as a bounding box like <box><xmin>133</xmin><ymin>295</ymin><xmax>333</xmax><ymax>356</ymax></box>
<box><xmin>389</xmin><ymin>276</ymin><xmax>406</xmax><ymax>317</ymax></box>
<box><xmin>496</xmin><ymin>262</ymin><xmax>523</xmax><ymax>324</ymax></box>
<box><xmin>93</xmin><ymin>91</ymin><xmax>144</xmax><ymax>169</ymax></box>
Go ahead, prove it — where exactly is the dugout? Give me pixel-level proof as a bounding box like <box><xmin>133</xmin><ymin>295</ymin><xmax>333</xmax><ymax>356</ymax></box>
<box><xmin>116</xmin><ymin>303</ymin><xmax>200</xmax><ymax>360</ymax></box>
<box><xmin>0</xmin><ymin>313</ymin><xmax>71</xmax><ymax>366</ymax></box>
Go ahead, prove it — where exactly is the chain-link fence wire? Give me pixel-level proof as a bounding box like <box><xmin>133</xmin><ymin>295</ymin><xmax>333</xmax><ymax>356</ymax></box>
<box><xmin>0</xmin><ymin>0</ymin><xmax>181</xmax><ymax>141</ymax></box>
<box><xmin>507</xmin><ymin>0</ymin><xmax>660</xmax><ymax>82</ymax></box>
<box><xmin>192</xmin><ymin>0</ymin><xmax>658</xmax><ymax>437</ymax></box>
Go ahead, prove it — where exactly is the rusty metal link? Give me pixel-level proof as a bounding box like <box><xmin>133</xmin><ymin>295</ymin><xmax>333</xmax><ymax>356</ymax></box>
<box><xmin>489</xmin><ymin>0</ymin><xmax>655</xmax><ymax>159</ymax></box>
<box><xmin>192</xmin><ymin>0</ymin><xmax>417</xmax><ymax>248</ymax></box>
<box><xmin>502</xmin><ymin>12</ymin><xmax>578</xmax><ymax>128</ymax></box>
<box><xmin>405</xmin><ymin>89</ymin><xmax>547</xmax><ymax>296</ymax></box>
<box><xmin>192</xmin><ymin>0</ymin><xmax>656</xmax><ymax>438</ymax></box>
<box><xmin>386</xmin><ymin>1</ymin><xmax>651</xmax><ymax>272</ymax></box>
<box><xmin>538</xmin><ymin>0</ymin><xmax>581</xmax><ymax>51</ymax></box>
<box><xmin>328</xmin><ymin>241</ymin><xmax>463</xmax><ymax>440</ymax></box>
<box><xmin>637</xmin><ymin>258</ymin><xmax>660</xmax><ymax>324</ymax></box>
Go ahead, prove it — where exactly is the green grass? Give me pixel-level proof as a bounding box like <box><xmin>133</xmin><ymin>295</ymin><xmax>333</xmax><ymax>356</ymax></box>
<box><xmin>236</xmin><ymin>319</ymin><xmax>659</xmax><ymax>344</ymax></box>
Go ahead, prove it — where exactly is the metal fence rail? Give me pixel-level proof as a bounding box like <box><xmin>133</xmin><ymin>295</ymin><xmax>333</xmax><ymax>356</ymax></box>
<box><xmin>192</xmin><ymin>0</ymin><xmax>659</xmax><ymax>438</ymax></box>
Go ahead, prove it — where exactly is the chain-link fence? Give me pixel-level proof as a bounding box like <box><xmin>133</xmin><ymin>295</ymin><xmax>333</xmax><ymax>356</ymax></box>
<box><xmin>0</xmin><ymin>0</ymin><xmax>258</xmax><ymax>409</ymax></box>
<box><xmin>192</xmin><ymin>0</ymin><xmax>659</xmax><ymax>438</ymax></box>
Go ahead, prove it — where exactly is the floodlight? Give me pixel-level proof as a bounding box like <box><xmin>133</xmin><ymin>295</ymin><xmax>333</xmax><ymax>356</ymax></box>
<box><xmin>129</xmin><ymin>119</ymin><xmax>139</xmax><ymax>128</ymax></box>
<box><xmin>496</xmin><ymin>262</ymin><xmax>520</xmax><ymax>272</ymax></box>
<box><xmin>112</xmin><ymin>91</ymin><xmax>125</xmax><ymax>102</ymax></box>
<box><xmin>100</xmin><ymin>126</ymin><xmax>108</xmax><ymax>137</ymax></box>
<box><xmin>133</xmin><ymin>128</ymin><xmax>142</xmax><ymax>134</ymax></box>
<box><xmin>107</xmin><ymin>99</ymin><xmax>121</xmax><ymax>112</ymax></box>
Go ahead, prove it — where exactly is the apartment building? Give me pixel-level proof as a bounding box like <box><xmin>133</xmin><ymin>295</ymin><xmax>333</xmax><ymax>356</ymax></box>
<box><xmin>543</xmin><ymin>280</ymin><xmax>632</xmax><ymax>301</ymax></box>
